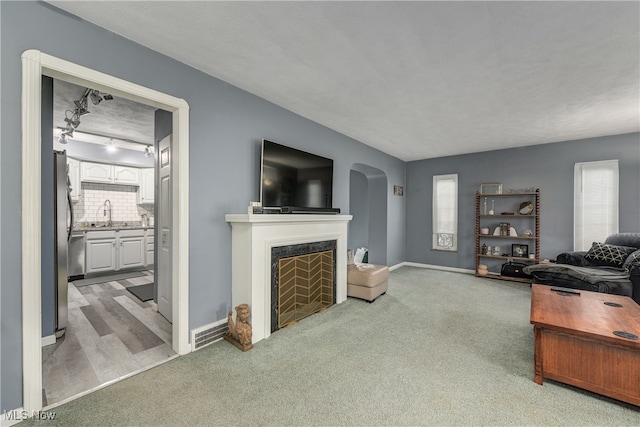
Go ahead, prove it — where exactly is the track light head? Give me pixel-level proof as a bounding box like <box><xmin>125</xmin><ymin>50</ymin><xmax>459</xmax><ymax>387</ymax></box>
<box><xmin>144</xmin><ymin>145</ymin><xmax>153</xmax><ymax>158</ymax></box>
<box><xmin>64</xmin><ymin>117</ymin><xmax>81</xmax><ymax>128</ymax></box>
<box><xmin>106</xmin><ymin>139</ymin><xmax>117</xmax><ymax>152</ymax></box>
<box><xmin>90</xmin><ymin>90</ymin><xmax>103</xmax><ymax>105</ymax></box>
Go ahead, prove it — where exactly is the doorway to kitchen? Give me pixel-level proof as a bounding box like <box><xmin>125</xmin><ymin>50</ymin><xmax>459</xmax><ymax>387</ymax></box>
<box><xmin>41</xmin><ymin>77</ymin><xmax>174</xmax><ymax>406</ymax></box>
<box><xmin>22</xmin><ymin>50</ymin><xmax>190</xmax><ymax>413</ymax></box>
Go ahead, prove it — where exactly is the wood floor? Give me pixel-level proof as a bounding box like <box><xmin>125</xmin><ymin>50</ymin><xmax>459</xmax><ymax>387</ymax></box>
<box><xmin>42</xmin><ymin>271</ymin><xmax>176</xmax><ymax>406</ymax></box>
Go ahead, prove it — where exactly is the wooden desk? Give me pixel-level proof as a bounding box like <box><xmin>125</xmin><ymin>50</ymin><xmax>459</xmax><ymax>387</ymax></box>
<box><xmin>530</xmin><ymin>284</ymin><xmax>640</xmax><ymax>406</ymax></box>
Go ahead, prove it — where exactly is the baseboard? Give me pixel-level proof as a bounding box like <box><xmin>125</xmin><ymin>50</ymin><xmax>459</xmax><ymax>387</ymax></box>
<box><xmin>393</xmin><ymin>262</ymin><xmax>475</xmax><ymax>275</ymax></box>
<box><xmin>41</xmin><ymin>334</ymin><xmax>56</xmax><ymax>347</ymax></box>
<box><xmin>388</xmin><ymin>263</ymin><xmax>404</xmax><ymax>271</ymax></box>
<box><xmin>191</xmin><ymin>318</ymin><xmax>229</xmax><ymax>351</ymax></box>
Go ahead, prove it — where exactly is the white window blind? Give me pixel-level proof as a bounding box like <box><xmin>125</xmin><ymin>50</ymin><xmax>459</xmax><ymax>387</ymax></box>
<box><xmin>433</xmin><ymin>174</ymin><xmax>458</xmax><ymax>251</ymax></box>
<box><xmin>574</xmin><ymin>160</ymin><xmax>619</xmax><ymax>251</ymax></box>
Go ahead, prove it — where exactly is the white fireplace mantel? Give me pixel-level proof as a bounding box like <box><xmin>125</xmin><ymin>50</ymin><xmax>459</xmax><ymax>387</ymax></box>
<box><xmin>225</xmin><ymin>214</ymin><xmax>352</xmax><ymax>343</ymax></box>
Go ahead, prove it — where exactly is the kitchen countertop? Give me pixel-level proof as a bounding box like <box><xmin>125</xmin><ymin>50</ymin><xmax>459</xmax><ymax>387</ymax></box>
<box><xmin>74</xmin><ymin>225</ymin><xmax>153</xmax><ymax>232</ymax></box>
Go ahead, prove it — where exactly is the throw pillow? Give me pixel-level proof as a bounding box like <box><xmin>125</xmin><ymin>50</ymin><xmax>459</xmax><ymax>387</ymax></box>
<box><xmin>584</xmin><ymin>242</ymin><xmax>637</xmax><ymax>268</ymax></box>
<box><xmin>622</xmin><ymin>249</ymin><xmax>640</xmax><ymax>272</ymax></box>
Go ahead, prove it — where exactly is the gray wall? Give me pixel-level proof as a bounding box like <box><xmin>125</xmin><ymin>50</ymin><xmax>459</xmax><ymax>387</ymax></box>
<box><xmin>406</xmin><ymin>133</ymin><xmax>640</xmax><ymax>269</ymax></box>
<box><xmin>0</xmin><ymin>2</ymin><xmax>406</xmax><ymax>411</ymax></box>
<box><xmin>349</xmin><ymin>170</ymin><xmax>369</xmax><ymax>250</ymax></box>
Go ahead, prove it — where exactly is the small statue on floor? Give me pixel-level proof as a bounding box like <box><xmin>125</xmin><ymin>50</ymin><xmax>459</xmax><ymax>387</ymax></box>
<box><xmin>224</xmin><ymin>303</ymin><xmax>253</xmax><ymax>351</ymax></box>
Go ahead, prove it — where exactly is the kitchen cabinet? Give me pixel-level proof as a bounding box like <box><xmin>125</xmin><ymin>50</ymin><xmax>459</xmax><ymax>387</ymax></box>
<box><xmin>85</xmin><ymin>229</ymin><xmax>145</xmax><ymax>274</ymax></box>
<box><xmin>80</xmin><ymin>161</ymin><xmax>139</xmax><ymax>185</ymax></box>
<box><xmin>81</xmin><ymin>161</ymin><xmax>112</xmax><ymax>184</ymax></box>
<box><xmin>85</xmin><ymin>230</ymin><xmax>117</xmax><ymax>274</ymax></box>
<box><xmin>138</xmin><ymin>168</ymin><xmax>155</xmax><ymax>204</ymax></box>
<box><xmin>118</xmin><ymin>229</ymin><xmax>146</xmax><ymax>270</ymax></box>
<box><xmin>113</xmin><ymin>165</ymin><xmax>139</xmax><ymax>185</ymax></box>
<box><xmin>145</xmin><ymin>229</ymin><xmax>155</xmax><ymax>267</ymax></box>
<box><xmin>67</xmin><ymin>157</ymin><xmax>81</xmax><ymax>202</ymax></box>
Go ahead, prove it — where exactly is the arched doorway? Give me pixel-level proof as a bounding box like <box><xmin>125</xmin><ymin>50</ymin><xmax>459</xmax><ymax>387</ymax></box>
<box><xmin>349</xmin><ymin>164</ymin><xmax>387</xmax><ymax>265</ymax></box>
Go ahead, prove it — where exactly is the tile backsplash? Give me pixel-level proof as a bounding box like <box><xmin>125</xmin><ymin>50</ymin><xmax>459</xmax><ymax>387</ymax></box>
<box><xmin>74</xmin><ymin>182</ymin><xmax>153</xmax><ymax>225</ymax></box>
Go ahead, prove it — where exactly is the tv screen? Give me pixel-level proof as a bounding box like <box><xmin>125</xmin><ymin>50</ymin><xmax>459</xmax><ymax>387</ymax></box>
<box><xmin>260</xmin><ymin>139</ymin><xmax>333</xmax><ymax>209</ymax></box>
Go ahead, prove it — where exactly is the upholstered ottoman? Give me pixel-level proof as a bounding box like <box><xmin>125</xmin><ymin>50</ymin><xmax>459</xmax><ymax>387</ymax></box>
<box><xmin>347</xmin><ymin>264</ymin><xmax>389</xmax><ymax>302</ymax></box>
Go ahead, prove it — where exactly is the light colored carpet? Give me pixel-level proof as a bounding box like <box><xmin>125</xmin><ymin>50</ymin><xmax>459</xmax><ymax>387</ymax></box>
<box><xmin>24</xmin><ymin>267</ymin><xmax>639</xmax><ymax>426</ymax></box>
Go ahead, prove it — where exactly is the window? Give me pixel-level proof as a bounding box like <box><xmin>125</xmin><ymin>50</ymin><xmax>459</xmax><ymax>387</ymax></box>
<box><xmin>574</xmin><ymin>160</ymin><xmax>619</xmax><ymax>251</ymax></box>
<box><xmin>433</xmin><ymin>174</ymin><xmax>458</xmax><ymax>251</ymax></box>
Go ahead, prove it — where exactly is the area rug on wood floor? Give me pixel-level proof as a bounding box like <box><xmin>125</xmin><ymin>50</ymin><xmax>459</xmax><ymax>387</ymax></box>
<box><xmin>72</xmin><ymin>271</ymin><xmax>147</xmax><ymax>287</ymax></box>
<box><xmin>127</xmin><ymin>283</ymin><xmax>154</xmax><ymax>302</ymax></box>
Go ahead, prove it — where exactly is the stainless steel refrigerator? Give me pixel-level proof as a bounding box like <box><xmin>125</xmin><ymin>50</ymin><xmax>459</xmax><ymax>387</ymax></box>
<box><xmin>54</xmin><ymin>150</ymin><xmax>73</xmax><ymax>337</ymax></box>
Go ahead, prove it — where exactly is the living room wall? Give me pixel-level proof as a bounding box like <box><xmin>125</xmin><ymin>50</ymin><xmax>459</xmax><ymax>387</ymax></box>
<box><xmin>405</xmin><ymin>132</ymin><xmax>640</xmax><ymax>270</ymax></box>
<box><xmin>0</xmin><ymin>2</ymin><xmax>406</xmax><ymax>411</ymax></box>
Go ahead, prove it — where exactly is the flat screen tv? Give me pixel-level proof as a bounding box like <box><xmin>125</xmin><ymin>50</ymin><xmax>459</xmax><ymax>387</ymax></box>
<box><xmin>260</xmin><ymin>139</ymin><xmax>334</xmax><ymax>211</ymax></box>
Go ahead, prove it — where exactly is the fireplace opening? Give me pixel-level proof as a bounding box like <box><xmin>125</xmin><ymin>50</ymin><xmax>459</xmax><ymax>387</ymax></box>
<box><xmin>271</xmin><ymin>241</ymin><xmax>336</xmax><ymax>332</ymax></box>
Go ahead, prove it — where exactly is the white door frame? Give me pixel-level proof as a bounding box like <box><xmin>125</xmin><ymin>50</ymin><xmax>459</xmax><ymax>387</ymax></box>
<box><xmin>21</xmin><ymin>50</ymin><xmax>191</xmax><ymax>413</ymax></box>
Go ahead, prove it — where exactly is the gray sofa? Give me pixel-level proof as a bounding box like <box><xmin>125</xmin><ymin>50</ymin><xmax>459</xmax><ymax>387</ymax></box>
<box><xmin>524</xmin><ymin>233</ymin><xmax>640</xmax><ymax>305</ymax></box>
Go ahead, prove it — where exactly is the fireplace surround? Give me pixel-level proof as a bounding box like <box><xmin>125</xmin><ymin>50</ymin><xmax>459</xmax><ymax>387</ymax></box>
<box><xmin>226</xmin><ymin>214</ymin><xmax>352</xmax><ymax>343</ymax></box>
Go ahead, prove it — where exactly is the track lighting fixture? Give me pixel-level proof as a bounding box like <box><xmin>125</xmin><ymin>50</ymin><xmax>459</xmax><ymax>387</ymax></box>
<box><xmin>57</xmin><ymin>86</ymin><xmax>113</xmax><ymax>145</ymax></box>
<box><xmin>144</xmin><ymin>145</ymin><xmax>153</xmax><ymax>158</ymax></box>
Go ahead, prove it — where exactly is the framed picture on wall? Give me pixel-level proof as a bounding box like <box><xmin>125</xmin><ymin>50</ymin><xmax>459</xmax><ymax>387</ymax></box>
<box><xmin>480</xmin><ymin>183</ymin><xmax>502</xmax><ymax>195</ymax></box>
<box><xmin>512</xmin><ymin>244</ymin><xmax>529</xmax><ymax>258</ymax></box>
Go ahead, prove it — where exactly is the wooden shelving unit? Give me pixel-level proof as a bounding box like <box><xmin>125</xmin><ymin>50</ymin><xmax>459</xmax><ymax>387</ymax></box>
<box><xmin>475</xmin><ymin>189</ymin><xmax>540</xmax><ymax>283</ymax></box>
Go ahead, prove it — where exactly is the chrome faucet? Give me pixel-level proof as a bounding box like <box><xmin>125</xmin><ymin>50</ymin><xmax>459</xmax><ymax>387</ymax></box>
<box><xmin>103</xmin><ymin>199</ymin><xmax>112</xmax><ymax>227</ymax></box>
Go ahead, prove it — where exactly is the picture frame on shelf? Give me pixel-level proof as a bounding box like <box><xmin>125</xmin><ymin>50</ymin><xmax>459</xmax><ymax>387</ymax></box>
<box><xmin>518</xmin><ymin>201</ymin><xmax>534</xmax><ymax>215</ymax></box>
<box><xmin>512</xmin><ymin>244</ymin><xmax>529</xmax><ymax>258</ymax></box>
<box><xmin>480</xmin><ymin>183</ymin><xmax>502</xmax><ymax>195</ymax></box>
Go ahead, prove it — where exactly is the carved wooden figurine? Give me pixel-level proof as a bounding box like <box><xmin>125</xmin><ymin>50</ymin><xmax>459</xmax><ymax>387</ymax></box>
<box><xmin>224</xmin><ymin>303</ymin><xmax>253</xmax><ymax>351</ymax></box>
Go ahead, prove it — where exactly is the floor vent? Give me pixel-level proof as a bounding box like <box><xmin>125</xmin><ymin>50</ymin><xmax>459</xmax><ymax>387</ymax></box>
<box><xmin>191</xmin><ymin>319</ymin><xmax>229</xmax><ymax>351</ymax></box>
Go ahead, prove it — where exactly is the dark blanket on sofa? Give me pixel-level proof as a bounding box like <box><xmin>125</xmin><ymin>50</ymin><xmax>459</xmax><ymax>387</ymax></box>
<box><xmin>523</xmin><ymin>264</ymin><xmax>632</xmax><ymax>296</ymax></box>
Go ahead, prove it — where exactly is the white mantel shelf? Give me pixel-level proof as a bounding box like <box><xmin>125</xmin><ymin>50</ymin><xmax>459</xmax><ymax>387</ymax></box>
<box><xmin>226</xmin><ymin>214</ymin><xmax>352</xmax><ymax>343</ymax></box>
<box><xmin>225</xmin><ymin>214</ymin><xmax>352</xmax><ymax>224</ymax></box>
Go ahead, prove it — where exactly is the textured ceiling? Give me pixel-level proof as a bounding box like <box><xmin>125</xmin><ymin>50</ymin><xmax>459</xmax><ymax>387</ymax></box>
<box><xmin>47</xmin><ymin>1</ymin><xmax>640</xmax><ymax>161</ymax></box>
<box><xmin>54</xmin><ymin>80</ymin><xmax>155</xmax><ymax>146</ymax></box>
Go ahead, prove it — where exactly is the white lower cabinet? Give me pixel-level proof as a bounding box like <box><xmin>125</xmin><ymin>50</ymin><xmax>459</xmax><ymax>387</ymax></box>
<box><xmin>145</xmin><ymin>230</ymin><xmax>155</xmax><ymax>267</ymax></box>
<box><xmin>119</xmin><ymin>229</ymin><xmax>146</xmax><ymax>270</ymax></box>
<box><xmin>85</xmin><ymin>229</ymin><xmax>145</xmax><ymax>274</ymax></box>
<box><xmin>85</xmin><ymin>231</ymin><xmax>117</xmax><ymax>274</ymax></box>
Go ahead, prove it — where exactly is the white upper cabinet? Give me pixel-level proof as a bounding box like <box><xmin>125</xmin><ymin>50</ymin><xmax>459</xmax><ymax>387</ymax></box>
<box><xmin>67</xmin><ymin>157</ymin><xmax>82</xmax><ymax>202</ymax></box>
<box><xmin>138</xmin><ymin>168</ymin><xmax>155</xmax><ymax>204</ymax></box>
<box><xmin>80</xmin><ymin>161</ymin><xmax>139</xmax><ymax>186</ymax></box>
<box><xmin>80</xmin><ymin>161</ymin><xmax>112</xmax><ymax>183</ymax></box>
<box><xmin>113</xmin><ymin>165</ymin><xmax>139</xmax><ymax>185</ymax></box>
